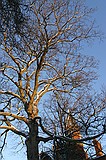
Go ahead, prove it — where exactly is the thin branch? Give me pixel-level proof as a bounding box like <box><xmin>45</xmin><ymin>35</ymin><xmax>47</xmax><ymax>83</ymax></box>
<box><xmin>0</xmin><ymin>129</ymin><xmax>9</xmax><ymax>137</ymax></box>
<box><xmin>3</xmin><ymin>72</ymin><xmax>19</xmax><ymax>88</ymax></box>
<box><xmin>0</xmin><ymin>131</ymin><xmax>7</xmax><ymax>153</ymax></box>
<box><xmin>4</xmin><ymin>48</ymin><xmax>21</xmax><ymax>70</ymax></box>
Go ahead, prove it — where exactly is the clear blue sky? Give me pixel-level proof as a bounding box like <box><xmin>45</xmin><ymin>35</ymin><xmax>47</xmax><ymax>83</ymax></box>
<box><xmin>1</xmin><ymin>1</ymin><xmax>106</xmax><ymax>159</ymax></box>
<box><xmin>84</xmin><ymin>0</ymin><xmax>106</xmax><ymax>91</ymax></box>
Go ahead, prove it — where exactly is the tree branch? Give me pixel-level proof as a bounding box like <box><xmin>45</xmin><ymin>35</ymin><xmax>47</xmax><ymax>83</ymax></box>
<box><xmin>35</xmin><ymin>117</ymin><xmax>105</xmax><ymax>144</ymax></box>
<box><xmin>55</xmin><ymin>131</ymin><xmax>105</xmax><ymax>143</ymax></box>
<box><xmin>0</xmin><ymin>129</ymin><xmax>9</xmax><ymax>137</ymax></box>
<box><xmin>0</xmin><ymin>90</ymin><xmax>21</xmax><ymax>100</ymax></box>
<box><xmin>37</xmin><ymin>136</ymin><xmax>53</xmax><ymax>143</ymax></box>
<box><xmin>0</xmin><ymin>111</ymin><xmax>28</xmax><ymax>124</ymax></box>
<box><xmin>0</xmin><ymin>126</ymin><xmax>27</xmax><ymax>138</ymax></box>
<box><xmin>34</xmin><ymin>117</ymin><xmax>53</xmax><ymax>137</ymax></box>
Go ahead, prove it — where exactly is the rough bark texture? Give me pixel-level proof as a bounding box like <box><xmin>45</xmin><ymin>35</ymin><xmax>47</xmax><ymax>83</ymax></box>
<box><xmin>26</xmin><ymin>120</ymin><xmax>39</xmax><ymax>160</ymax></box>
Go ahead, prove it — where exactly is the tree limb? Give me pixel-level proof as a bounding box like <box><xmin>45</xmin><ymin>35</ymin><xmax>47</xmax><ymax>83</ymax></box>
<box><xmin>0</xmin><ymin>90</ymin><xmax>21</xmax><ymax>100</ymax></box>
<box><xmin>0</xmin><ymin>111</ymin><xmax>28</xmax><ymax>124</ymax></box>
<box><xmin>0</xmin><ymin>126</ymin><xmax>27</xmax><ymax>138</ymax></box>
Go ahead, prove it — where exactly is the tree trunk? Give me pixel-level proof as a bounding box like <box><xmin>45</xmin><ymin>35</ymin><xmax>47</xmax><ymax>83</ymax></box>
<box><xmin>25</xmin><ymin>119</ymin><xmax>39</xmax><ymax>160</ymax></box>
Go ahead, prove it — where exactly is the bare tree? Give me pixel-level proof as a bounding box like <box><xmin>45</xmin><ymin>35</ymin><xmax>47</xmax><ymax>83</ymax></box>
<box><xmin>43</xmin><ymin>91</ymin><xmax>106</xmax><ymax>159</ymax></box>
<box><xmin>0</xmin><ymin>0</ymin><xmax>105</xmax><ymax>160</ymax></box>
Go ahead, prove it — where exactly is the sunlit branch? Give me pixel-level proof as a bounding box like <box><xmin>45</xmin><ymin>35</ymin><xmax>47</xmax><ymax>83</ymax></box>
<box><xmin>0</xmin><ymin>112</ymin><xmax>28</xmax><ymax>124</ymax></box>
<box><xmin>4</xmin><ymin>47</ymin><xmax>21</xmax><ymax>70</ymax></box>
<box><xmin>31</xmin><ymin>47</ymin><xmax>48</xmax><ymax>103</ymax></box>
<box><xmin>0</xmin><ymin>126</ymin><xmax>27</xmax><ymax>138</ymax></box>
<box><xmin>0</xmin><ymin>90</ymin><xmax>21</xmax><ymax>100</ymax></box>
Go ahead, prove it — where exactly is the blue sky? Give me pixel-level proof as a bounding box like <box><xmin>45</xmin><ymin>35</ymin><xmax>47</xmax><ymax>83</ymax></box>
<box><xmin>1</xmin><ymin>1</ymin><xmax>106</xmax><ymax>159</ymax></box>
<box><xmin>84</xmin><ymin>0</ymin><xmax>106</xmax><ymax>91</ymax></box>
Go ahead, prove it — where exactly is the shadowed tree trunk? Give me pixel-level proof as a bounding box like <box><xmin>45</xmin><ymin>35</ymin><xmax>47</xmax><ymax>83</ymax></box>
<box><xmin>25</xmin><ymin>120</ymin><xmax>39</xmax><ymax>160</ymax></box>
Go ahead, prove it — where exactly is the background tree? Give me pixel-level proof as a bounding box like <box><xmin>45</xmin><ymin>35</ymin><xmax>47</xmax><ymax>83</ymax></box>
<box><xmin>43</xmin><ymin>91</ymin><xmax>106</xmax><ymax>159</ymax></box>
<box><xmin>0</xmin><ymin>0</ymin><xmax>106</xmax><ymax>160</ymax></box>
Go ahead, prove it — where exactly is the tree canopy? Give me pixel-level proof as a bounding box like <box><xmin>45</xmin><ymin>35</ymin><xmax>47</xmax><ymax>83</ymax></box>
<box><xmin>0</xmin><ymin>0</ymin><xmax>106</xmax><ymax>160</ymax></box>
